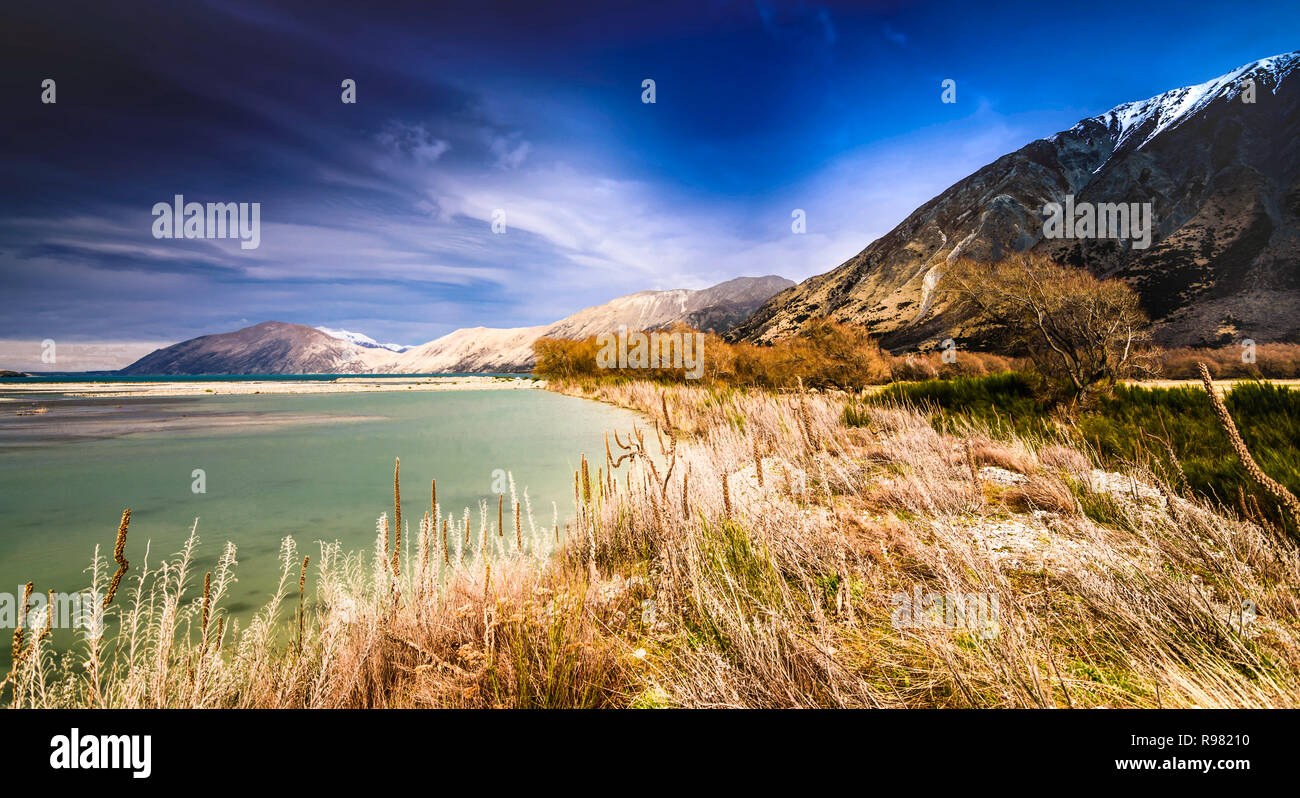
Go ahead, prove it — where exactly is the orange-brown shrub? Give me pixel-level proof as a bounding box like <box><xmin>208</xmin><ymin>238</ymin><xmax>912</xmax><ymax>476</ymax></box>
<box><xmin>890</xmin><ymin>350</ymin><xmax>1022</xmax><ymax>382</ymax></box>
<box><xmin>534</xmin><ymin>319</ymin><xmax>894</xmax><ymax>391</ymax></box>
<box><xmin>1159</xmin><ymin>343</ymin><xmax>1300</xmax><ymax>380</ymax></box>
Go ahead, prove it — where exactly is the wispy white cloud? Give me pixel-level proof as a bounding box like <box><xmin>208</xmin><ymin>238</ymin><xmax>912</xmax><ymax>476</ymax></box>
<box><xmin>488</xmin><ymin>134</ymin><xmax>532</xmax><ymax>169</ymax></box>
<box><xmin>376</xmin><ymin>121</ymin><xmax>452</xmax><ymax>165</ymax></box>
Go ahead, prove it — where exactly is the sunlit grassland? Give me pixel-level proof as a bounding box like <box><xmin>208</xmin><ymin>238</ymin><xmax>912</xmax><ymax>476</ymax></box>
<box><xmin>5</xmin><ymin>377</ymin><xmax>1299</xmax><ymax>708</ymax></box>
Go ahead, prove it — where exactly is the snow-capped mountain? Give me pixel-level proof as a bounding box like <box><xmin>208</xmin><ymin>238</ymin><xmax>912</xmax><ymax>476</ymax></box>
<box><xmin>315</xmin><ymin>326</ymin><xmax>411</xmax><ymax>353</ymax></box>
<box><xmin>120</xmin><ymin>322</ymin><xmax>393</xmax><ymax>375</ymax></box>
<box><xmin>733</xmin><ymin>51</ymin><xmax>1300</xmax><ymax>349</ymax></box>
<box><xmin>1058</xmin><ymin>51</ymin><xmax>1300</xmax><ymax>158</ymax></box>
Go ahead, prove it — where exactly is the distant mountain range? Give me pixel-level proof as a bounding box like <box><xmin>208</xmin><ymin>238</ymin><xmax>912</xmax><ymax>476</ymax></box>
<box><xmin>731</xmin><ymin>51</ymin><xmax>1300</xmax><ymax>350</ymax></box>
<box><xmin>119</xmin><ymin>276</ymin><xmax>792</xmax><ymax>375</ymax></box>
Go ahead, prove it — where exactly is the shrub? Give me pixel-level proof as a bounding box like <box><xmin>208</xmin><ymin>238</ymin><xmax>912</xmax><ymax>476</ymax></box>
<box><xmin>1160</xmin><ymin>343</ymin><xmax>1300</xmax><ymax>380</ymax></box>
<box><xmin>534</xmin><ymin>319</ymin><xmax>894</xmax><ymax>392</ymax></box>
<box><xmin>942</xmin><ymin>253</ymin><xmax>1158</xmax><ymax>399</ymax></box>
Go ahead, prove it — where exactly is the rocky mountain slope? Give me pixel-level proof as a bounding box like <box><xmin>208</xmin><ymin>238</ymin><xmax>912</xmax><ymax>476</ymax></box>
<box><xmin>731</xmin><ymin>51</ymin><xmax>1300</xmax><ymax>350</ymax></box>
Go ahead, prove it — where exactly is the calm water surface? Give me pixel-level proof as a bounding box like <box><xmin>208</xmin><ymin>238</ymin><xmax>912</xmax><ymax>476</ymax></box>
<box><xmin>0</xmin><ymin>389</ymin><xmax>641</xmax><ymax>659</ymax></box>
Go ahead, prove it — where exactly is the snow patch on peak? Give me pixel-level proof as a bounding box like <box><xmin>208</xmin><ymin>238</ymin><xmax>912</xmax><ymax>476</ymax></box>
<box><xmin>1051</xmin><ymin>51</ymin><xmax>1300</xmax><ymax>154</ymax></box>
<box><xmin>316</xmin><ymin>326</ymin><xmax>411</xmax><ymax>353</ymax></box>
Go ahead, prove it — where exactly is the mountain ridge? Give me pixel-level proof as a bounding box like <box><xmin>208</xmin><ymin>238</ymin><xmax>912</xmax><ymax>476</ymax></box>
<box><xmin>730</xmin><ymin>50</ymin><xmax>1300</xmax><ymax>350</ymax></box>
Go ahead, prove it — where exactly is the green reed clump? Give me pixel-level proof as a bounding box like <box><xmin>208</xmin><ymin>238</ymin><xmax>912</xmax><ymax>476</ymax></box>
<box><xmin>852</xmin><ymin>371</ymin><xmax>1049</xmax><ymax>438</ymax></box>
<box><xmin>1081</xmin><ymin>381</ymin><xmax>1300</xmax><ymax>533</ymax></box>
<box><xmin>856</xmin><ymin>371</ymin><xmax>1300</xmax><ymax>533</ymax></box>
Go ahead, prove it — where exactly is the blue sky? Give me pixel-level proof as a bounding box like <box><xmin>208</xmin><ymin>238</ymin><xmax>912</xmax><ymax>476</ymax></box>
<box><xmin>1</xmin><ymin>0</ymin><xmax>1297</xmax><ymax>347</ymax></box>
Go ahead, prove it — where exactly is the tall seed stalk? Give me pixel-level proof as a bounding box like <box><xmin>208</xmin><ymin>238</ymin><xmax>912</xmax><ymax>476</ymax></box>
<box><xmin>1198</xmin><ymin>362</ymin><xmax>1300</xmax><ymax>532</ymax></box>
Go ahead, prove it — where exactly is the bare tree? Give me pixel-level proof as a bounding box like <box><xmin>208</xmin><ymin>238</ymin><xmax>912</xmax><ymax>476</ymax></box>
<box><xmin>941</xmin><ymin>252</ymin><xmax>1156</xmax><ymax>400</ymax></box>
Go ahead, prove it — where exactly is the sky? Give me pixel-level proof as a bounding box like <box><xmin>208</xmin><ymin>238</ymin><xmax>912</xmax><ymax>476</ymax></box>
<box><xmin>1</xmin><ymin>0</ymin><xmax>1298</xmax><ymax>358</ymax></box>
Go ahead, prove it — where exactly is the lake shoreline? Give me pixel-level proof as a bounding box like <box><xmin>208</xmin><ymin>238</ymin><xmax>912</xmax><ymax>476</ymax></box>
<box><xmin>0</xmin><ymin>375</ymin><xmax>544</xmax><ymax>401</ymax></box>
<box><xmin>0</xmin><ymin>386</ymin><xmax>645</xmax><ymax>678</ymax></box>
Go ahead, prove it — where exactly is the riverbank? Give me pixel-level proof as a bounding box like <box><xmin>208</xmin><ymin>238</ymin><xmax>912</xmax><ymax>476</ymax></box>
<box><xmin>6</xmin><ymin>377</ymin><xmax>1297</xmax><ymax>708</ymax></box>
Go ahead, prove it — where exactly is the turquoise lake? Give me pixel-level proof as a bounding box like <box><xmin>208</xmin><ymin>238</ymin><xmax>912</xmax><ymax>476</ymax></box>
<box><xmin>0</xmin><ymin>388</ymin><xmax>642</xmax><ymax>661</ymax></box>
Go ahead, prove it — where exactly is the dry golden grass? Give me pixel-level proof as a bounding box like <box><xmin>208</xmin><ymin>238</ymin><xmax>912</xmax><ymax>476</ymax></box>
<box><xmin>5</xmin><ymin>379</ymin><xmax>1300</xmax><ymax>708</ymax></box>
